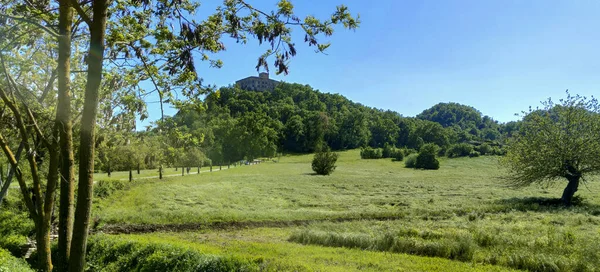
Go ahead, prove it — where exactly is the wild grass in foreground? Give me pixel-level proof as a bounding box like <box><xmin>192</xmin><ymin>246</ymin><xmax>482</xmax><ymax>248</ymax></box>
<box><xmin>289</xmin><ymin>217</ymin><xmax>600</xmax><ymax>272</ymax></box>
<box><xmin>111</xmin><ymin>230</ymin><xmax>515</xmax><ymax>272</ymax></box>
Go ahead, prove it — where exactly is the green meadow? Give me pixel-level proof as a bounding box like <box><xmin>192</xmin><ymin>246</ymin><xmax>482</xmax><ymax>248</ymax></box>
<box><xmin>89</xmin><ymin>150</ymin><xmax>600</xmax><ymax>271</ymax></box>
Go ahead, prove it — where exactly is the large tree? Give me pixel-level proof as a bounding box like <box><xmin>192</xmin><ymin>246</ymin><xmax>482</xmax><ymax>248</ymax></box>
<box><xmin>502</xmin><ymin>92</ymin><xmax>600</xmax><ymax>205</ymax></box>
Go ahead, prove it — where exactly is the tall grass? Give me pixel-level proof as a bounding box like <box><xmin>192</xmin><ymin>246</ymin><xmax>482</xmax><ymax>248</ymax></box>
<box><xmin>85</xmin><ymin>235</ymin><xmax>260</xmax><ymax>272</ymax></box>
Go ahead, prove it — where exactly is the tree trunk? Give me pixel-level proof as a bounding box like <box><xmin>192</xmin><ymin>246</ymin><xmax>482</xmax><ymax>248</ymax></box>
<box><xmin>159</xmin><ymin>165</ymin><xmax>163</xmax><ymax>179</ymax></box>
<box><xmin>129</xmin><ymin>169</ymin><xmax>133</xmax><ymax>182</ymax></box>
<box><xmin>137</xmin><ymin>163</ymin><xmax>140</xmax><ymax>174</ymax></box>
<box><xmin>197</xmin><ymin>166</ymin><xmax>200</xmax><ymax>174</ymax></box>
<box><xmin>182</xmin><ymin>167</ymin><xmax>184</xmax><ymax>176</ymax></box>
<box><xmin>186</xmin><ymin>167</ymin><xmax>189</xmax><ymax>174</ymax></box>
<box><xmin>69</xmin><ymin>1</ymin><xmax>108</xmax><ymax>271</ymax></box>
<box><xmin>210</xmin><ymin>165</ymin><xmax>212</xmax><ymax>172</ymax></box>
<box><xmin>57</xmin><ymin>0</ymin><xmax>75</xmax><ymax>269</ymax></box>
<box><xmin>219</xmin><ymin>165</ymin><xmax>222</xmax><ymax>171</ymax></box>
<box><xmin>107</xmin><ymin>166</ymin><xmax>111</xmax><ymax>177</ymax></box>
<box><xmin>39</xmin><ymin>147</ymin><xmax>61</xmax><ymax>272</ymax></box>
<box><xmin>561</xmin><ymin>175</ymin><xmax>580</xmax><ymax>206</ymax></box>
<box><xmin>0</xmin><ymin>144</ymin><xmax>23</xmax><ymax>205</ymax></box>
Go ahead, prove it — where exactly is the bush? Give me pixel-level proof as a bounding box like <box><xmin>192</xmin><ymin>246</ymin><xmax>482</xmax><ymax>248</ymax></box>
<box><xmin>469</xmin><ymin>151</ymin><xmax>480</xmax><ymax>158</ymax></box>
<box><xmin>0</xmin><ymin>248</ymin><xmax>33</xmax><ymax>272</ymax></box>
<box><xmin>312</xmin><ymin>148</ymin><xmax>339</xmax><ymax>175</ymax></box>
<box><xmin>446</xmin><ymin>143</ymin><xmax>473</xmax><ymax>158</ymax></box>
<box><xmin>0</xmin><ymin>211</ymin><xmax>34</xmax><ymax>257</ymax></box>
<box><xmin>405</xmin><ymin>154</ymin><xmax>418</xmax><ymax>168</ymax></box>
<box><xmin>382</xmin><ymin>144</ymin><xmax>394</xmax><ymax>158</ymax></box>
<box><xmin>360</xmin><ymin>147</ymin><xmax>382</xmax><ymax>159</ymax></box>
<box><xmin>391</xmin><ymin>149</ymin><xmax>404</xmax><ymax>161</ymax></box>
<box><xmin>416</xmin><ymin>144</ymin><xmax>440</xmax><ymax>170</ymax></box>
<box><xmin>404</xmin><ymin>148</ymin><xmax>417</xmax><ymax>155</ymax></box>
<box><xmin>476</xmin><ymin>143</ymin><xmax>492</xmax><ymax>155</ymax></box>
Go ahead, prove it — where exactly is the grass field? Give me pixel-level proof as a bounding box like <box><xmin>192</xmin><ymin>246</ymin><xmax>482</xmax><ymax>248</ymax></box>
<box><xmin>94</xmin><ymin>150</ymin><xmax>600</xmax><ymax>271</ymax></box>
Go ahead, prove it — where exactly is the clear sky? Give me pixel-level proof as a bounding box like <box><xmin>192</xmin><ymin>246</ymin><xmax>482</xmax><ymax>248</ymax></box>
<box><xmin>137</xmin><ymin>0</ymin><xmax>600</xmax><ymax>129</ymax></box>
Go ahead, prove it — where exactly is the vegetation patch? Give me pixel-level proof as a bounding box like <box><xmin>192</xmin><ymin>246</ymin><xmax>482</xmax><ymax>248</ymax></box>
<box><xmin>0</xmin><ymin>248</ymin><xmax>33</xmax><ymax>272</ymax></box>
<box><xmin>85</xmin><ymin>235</ymin><xmax>260</xmax><ymax>272</ymax></box>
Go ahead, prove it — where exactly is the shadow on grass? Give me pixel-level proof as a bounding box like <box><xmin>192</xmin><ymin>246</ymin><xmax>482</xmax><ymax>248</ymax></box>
<box><xmin>494</xmin><ymin>196</ymin><xmax>600</xmax><ymax>215</ymax></box>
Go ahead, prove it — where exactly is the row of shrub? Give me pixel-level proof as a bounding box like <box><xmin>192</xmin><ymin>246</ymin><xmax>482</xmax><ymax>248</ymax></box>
<box><xmin>85</xmin><ymin>235</ymin><xmax>261</xmax><ymax>272</ymax></box>
<box><xmin>446</xmin><ymin>143</ymin><xmax>505</xmax><ymax>158</ymax></box>
<box><xmin>360</xmin><ymin>145</ymin><xmax>408</xmax><ymax>161</ymax></box>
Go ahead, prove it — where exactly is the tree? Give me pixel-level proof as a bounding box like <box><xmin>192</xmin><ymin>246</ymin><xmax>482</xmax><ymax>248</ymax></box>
<box><xmin>502</xmin><ymin>93</ymin><xmax>600</xmax><ymax>205</ymax></box>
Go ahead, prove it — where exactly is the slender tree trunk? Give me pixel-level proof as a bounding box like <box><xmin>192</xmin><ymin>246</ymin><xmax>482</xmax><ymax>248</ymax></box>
<box><xmin>210</xmin><ymin>165</ymin><xmax>212</xmax><ymax>172</ymax></box>
<box><xmin>219</xmin><ymin>165</ymin><xmax>222</xmax><ymax>171</ymax></box>
<box><xmin>39</xmin><ymin>147</ymin><xmax>60</xmax><ymax>272</ymax></box>
<box><xmin>561</xmin><ymin>175</ymin><xmax>580</xmax><ymax>206</ymax></box>
<box><xmin>197</xmin><ymin>166</ymin><xmax>200</xmax><ymax>174</ymax></box>
<box><xmin>137</xmin><ymin>163</ymin><xmax>140</xmax><ymax>174</ymax></box>
<box><xmin>159</xmin><ymin>165</ymin><xmax>163</xmax><ymax>179</ymax></box>
<box><xmin>57</xmin><ymin>1</ymin><xmax>75</xmax><ymax>269</ymax></box>
<box><xmin>69</xmin><ymin>1</ymin><xmax>108</xmax><ymax>271</ymax></box>
<box><xmin>0</xmin><ymin>144</ymin><xmax>23</xmax><ymax>205</ymax></box>
<box><xmin>182</xmin><ymin>167</ymin><xmax>184</xmax><ymax>176</ymax></box>
<box><xmin>129</xmin><ymin>169</ymin><xmax>133</xmax><ymax>182</ymax></box>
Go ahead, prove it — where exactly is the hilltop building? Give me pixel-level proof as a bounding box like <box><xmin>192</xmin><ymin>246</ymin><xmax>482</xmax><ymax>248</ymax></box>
<box><xmin>236</xmin><ymin>72</ymin><xmax>280</xmax><ymax>91</ymax></box>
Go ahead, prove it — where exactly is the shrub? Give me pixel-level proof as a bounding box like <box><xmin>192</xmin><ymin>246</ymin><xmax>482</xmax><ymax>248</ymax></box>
<box><xmin>416</xmin><ymin>144</ymin><xmax>440</xmax><ymax>170</ymax></box>
<box><xmin>0</xmin><ymin>211</ymin><xmax>34</xmax><ymax>257</ymax></box>
<box><xmin>0</xmin><ymin>248</ymin><xmax>33</xmax><ymax>272</ymax></box>
<box><xmin>469</xmin><ymin>151</ymin><xmax>480</xmax><ymax>158</ymax></box>
<box><xmin>382</xmin><ymin>144</ymin><xmax>394</xmax><ymax>158</ymax></box>
<box><xmin>360</xmin><ymin>147</ymin><xmax>382</xmax><ymax>159</ymax></box>
<box><xmin>391</xmin><ymin>149</ymin><xmax>404</xmax><ymax>161</ymax></box>
<box><xmin>312</xmin><ymin>147</ymin><xmax>339</xmax><ymax>175</ymax></box>
<box><xmin>403</xmin><ymin>148</ymin><xmax>417</xmax><ymax>155</ymax></box>
<box><xmin>476</xmin><ymin>143</ymin><xmax>492</xmax><ymax>155</ymax></box>
<box><xmin>446</xmin><ymin>143</ymin><xmax>473</xmax><ymax>158</ymax></box>
<box><xmin>404</xmin><ymin>154</ymin><xmax>418</xmax><ymax>168</ymax></box>
<box><xmin>491</xmin><ymin>146</ymin><xmax>506</xmax><ymax>156</ymax></box>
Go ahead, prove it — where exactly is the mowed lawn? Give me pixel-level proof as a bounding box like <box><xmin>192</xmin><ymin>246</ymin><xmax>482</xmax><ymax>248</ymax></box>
<box><xmin>96</xmin><ymin>150</ymin><xmax>600</xmax><ymax>271</ymax></box>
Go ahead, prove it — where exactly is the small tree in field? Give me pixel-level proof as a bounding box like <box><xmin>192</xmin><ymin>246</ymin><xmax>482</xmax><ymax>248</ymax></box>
<box><xmin>312</xmin><ymin>145</ymin><xmax>339</xmax><ymax>175</ymax></box>
<box><xmin>502</xmin><ymin>92</ymin><xmax>600</xmax><ymax>205</ymax></box>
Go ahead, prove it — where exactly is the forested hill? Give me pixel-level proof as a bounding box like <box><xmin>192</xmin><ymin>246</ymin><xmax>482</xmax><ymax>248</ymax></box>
<box><xmin>166</xmin><ymin>82</ymin><xmax>518</xmax><ymax>162</ymax></box>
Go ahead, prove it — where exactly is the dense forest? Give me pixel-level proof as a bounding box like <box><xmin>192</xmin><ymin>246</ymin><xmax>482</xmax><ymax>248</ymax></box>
<box><xmin>134</xmin><ymin>82</ymin><xmax>521</xmax><ymax>169</ymax></box>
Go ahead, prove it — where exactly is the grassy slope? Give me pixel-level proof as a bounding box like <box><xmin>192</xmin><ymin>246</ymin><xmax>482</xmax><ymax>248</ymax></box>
<box><xmin>96</xmin><ymin>150</ymin><xmax>600</xmax><ymax>225</ymax></box>
<box><xmin>96</xmin><ymin>150</ymin><xmax>600</xmax><ymax>271</ymax></box>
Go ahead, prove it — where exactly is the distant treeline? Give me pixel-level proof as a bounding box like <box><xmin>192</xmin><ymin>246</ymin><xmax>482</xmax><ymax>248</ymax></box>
<box><xmin>157</xmin><ymin>83</ymin><xmax>520</xmax><ymax>164</ymax></box>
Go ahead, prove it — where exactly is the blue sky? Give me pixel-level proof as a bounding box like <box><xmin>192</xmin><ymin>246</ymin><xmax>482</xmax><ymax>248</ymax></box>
<box><xmin>137</xmin><ymin>0</ymin><xmax>600</xmax><ymax>129</ymax></box>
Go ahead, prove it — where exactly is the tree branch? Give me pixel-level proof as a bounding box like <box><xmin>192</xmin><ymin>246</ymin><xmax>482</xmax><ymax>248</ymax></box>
<box><xmin>71</xmin><ymin>0</ymin><xmax>92</xmax><ymax>27</ymax></box>
<box><xmin>0</xmin><ymin>14</ymin><xmax>59</xmax><ymax>38</ymax></box>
